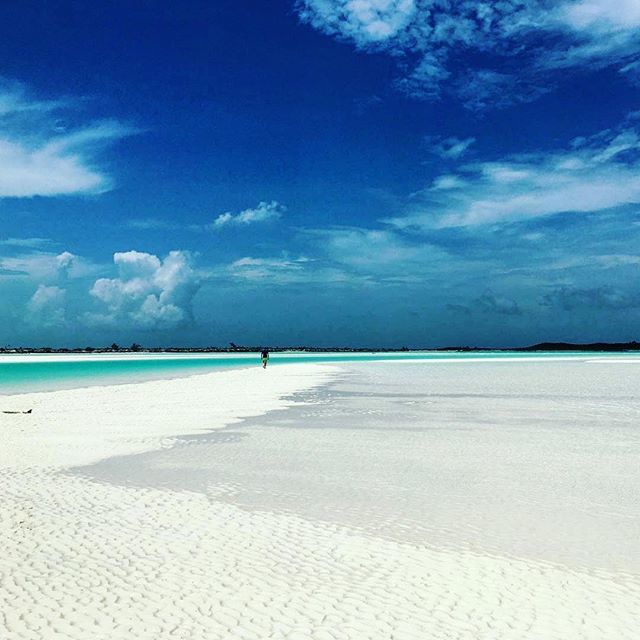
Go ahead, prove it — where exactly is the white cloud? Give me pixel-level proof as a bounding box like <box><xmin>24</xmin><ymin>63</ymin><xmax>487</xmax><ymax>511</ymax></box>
<box><xmin>0</xmin><ymin>250</ymin><xmax>95</xmax><ymax>281</ymax></box>
<box><xmin>224</xmin><ymin>252</ymin><xmax>376</xmax><ymax>286</ymax></box>
<box><xmin>125</xmin><ymin>218</ymin><xmax>181</xmax><ymax>230</ymax></box>
<box><xmin>310</xmin><ymin>227</ymin><xmax>424</xmax><ymax>268</ymax></box>
<box><xmin>232</xmin><ymin>256</ymin><xmax>305</xmax><ymax>269</ymax></box>
<box><xmin>212</xmin><ymin>201</ymin><xmax>285</xmax><ymax>228</ymax></box>
<box><xmin>557</xmin><ymin>0</ymin><xmax>640</xmax><ymax>32</ymax></box>
<box><xmin>296</xmin><ymin>1</ymin><xmax>640</xmax><ymax>108</ymax></box>
<box><xmin>300</xmin><ymin>226</ymin><xmax>474</xmax><ymax>287</ymax></box>
<box><xmin>429</xmin><ymin>136</ymin><xmax>476</xmax><ymax>159</ymax></box>
<box><xmin>453</xmin><ymin>69</ymin><xmax>549</xmax><ymax>111</ymax></box>
<box><xmin>56</xmin><ymin>251</ymin><xmax>76</xmax><ymax>274</ymax></box>
<box><xmin>431</xmin><ymin>174</ymin><xmax>466</xmax><ymax>190</ymax></box>
<box><xmin>225</xmin><ymin>225</ymin><xmax>488</xmax><ymax>288</ymax></box>
<box><xmin>0</xmin><ymin>237</ymin><xmax>51</xmax><ymax>248</ymax></box>
<box><xmin>88</xmin><ymin>250</ymin><xmax>200</xmax><ymax>328</ymax></box>
<box><xmin>0</xmin><ymin>81</ymin><xmax>134</xmax><ymax>197</ymax></box>
<box><xmin>296</xmin><ymin>0</ymin><xmax>416</xmax><ymax>44</ymax></box>
<box><xmin>510</xmin><ymin>0</ymin><xmax>640</xmax><ymax>74</ymax></box>
<box><xmin>0</xmin><ymin>137</ymin><xmax>103</xmax><ymax>197</ymax></box>
<box><xmin>229</xmin><ymin>256</ymin><xmax>308</xmax><ymax>281</ymax></box>
<box><xmin>27</xmin><ymin>284</ymin><xmax>66</xmax><ymax>326</ymax></box>
<box><xmin>595</xmin><ymin>254</ymin><xmax>640</xmax><ymax>268</ymax></box>
<box><xmin>0</xmin><ymin>77</ymin><xmax>67</xmax><ymax>117</ymax></box>
<box><xmin>387</xmin><ymin>123</ymin><xmax>640</xmax><ymax>228</ymax></box>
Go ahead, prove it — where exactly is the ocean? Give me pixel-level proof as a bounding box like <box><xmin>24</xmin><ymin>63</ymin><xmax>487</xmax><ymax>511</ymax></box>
<box><xmin>1</xmin><ymin>351</ymin><xmax>637</xmax><ymax>394</ymax></box>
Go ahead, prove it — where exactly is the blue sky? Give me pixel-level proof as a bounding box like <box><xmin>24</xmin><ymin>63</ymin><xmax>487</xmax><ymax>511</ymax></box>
<box><xmin>1</xmin><ymin>0</ymin><xmax>640</xmax><ymax>347</ymax></box>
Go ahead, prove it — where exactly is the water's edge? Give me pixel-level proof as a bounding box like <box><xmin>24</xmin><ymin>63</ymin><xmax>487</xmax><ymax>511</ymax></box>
<box><xmin>3</xmin><ymin>351</ymin><xmax>638</xmax><ymax>395</ymax></box>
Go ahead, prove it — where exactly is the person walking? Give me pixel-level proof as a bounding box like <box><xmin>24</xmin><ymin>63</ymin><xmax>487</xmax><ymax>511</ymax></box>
<box><xmin>260</xmin><ymin>347</ymin><xmax>269</xmax><ymax>369</ymax></box>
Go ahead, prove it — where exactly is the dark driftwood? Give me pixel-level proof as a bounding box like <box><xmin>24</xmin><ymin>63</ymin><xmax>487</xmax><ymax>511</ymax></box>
<box><xmin>2</xmin><ymin>409</ymin><xmax>32</xmax><ymax>414</ymax></box>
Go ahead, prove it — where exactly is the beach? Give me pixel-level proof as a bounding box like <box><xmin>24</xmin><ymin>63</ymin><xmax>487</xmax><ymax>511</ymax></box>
<box><xmin>2</xmin><ymin>357</ymin><xmax>639</xmax><ymax>639</ymax></box>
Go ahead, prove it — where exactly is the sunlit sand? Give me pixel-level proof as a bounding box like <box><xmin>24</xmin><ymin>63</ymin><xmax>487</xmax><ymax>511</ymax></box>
<box><xmin>2</xmin><ymin>358</ymin><xmax>639</xmax><ymax>639</ymax></box>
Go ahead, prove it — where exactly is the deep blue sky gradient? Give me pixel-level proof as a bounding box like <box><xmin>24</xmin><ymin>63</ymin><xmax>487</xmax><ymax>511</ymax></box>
<box><xmin>1</xmin><ymin>1</ymin><xmax>639</xmax><ymax>347</ymax></box>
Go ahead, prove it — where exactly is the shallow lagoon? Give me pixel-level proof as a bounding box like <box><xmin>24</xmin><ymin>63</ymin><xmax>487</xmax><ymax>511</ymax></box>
<box><xmin>2</xmin><ymin>350</ymin><xmax>638</xmax><ymax>394</ymax></box>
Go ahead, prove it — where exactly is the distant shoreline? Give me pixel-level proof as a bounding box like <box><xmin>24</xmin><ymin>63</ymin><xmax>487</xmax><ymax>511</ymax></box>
<box><xmin>2</xmin><ymin>341</ymin><xmax>639</xmax><ymax>354</ymax></box>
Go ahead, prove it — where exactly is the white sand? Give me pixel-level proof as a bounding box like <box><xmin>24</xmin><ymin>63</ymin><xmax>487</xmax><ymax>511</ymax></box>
<box><xmin>2</xmin><ymin>359</ymin><xmax>639</xmax><ymax>639</ymax></box>
<box><xmin>0</xmin><ymin>364</ymin><xmax>335</xmax><ymax>469</ymax></box>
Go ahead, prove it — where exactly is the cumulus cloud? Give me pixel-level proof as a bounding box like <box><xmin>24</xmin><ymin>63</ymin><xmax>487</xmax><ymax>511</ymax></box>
<box><xmin>56</xmin><ymin>251</ymin><xmax>76</xmax><ymax>275</ymax></box>
<box><xmin>27</xmin><ymin>284</ymin><xmax>66</xmax><ymax>326</ymax></box>
<box><xmin>296</xmin><ymin>0</ymin><xmax>640</xmax><ymax>109</ymax></box>
<box><xmin>87</xmin><ymin>250</ymin><xmax>200</xmax><ymax>328</ymax></box>
<box><xmin>0</xmin><ymin>79</ymin><xmax>135</xmax><ymax>197</ymax></box>
<box><xmin>386</xmin><ymin>122</ymin><xmax>640</xmax><ymax>229</ymax></box>
<box><xmin>212</xmin><ymin>201</ymin><xmax>285</xmax><ymax>228</ymax></box>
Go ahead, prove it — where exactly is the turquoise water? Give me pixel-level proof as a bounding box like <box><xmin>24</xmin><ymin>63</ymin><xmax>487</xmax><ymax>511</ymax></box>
<box><xmin>1</xmin><ymin>351</ymin><xmax>637</xmax><ymax>394</ymax></box>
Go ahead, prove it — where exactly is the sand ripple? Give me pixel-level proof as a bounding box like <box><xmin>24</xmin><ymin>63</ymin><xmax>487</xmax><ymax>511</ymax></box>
<box><xmin>2</xmin><ymin>361</ymin><xmax>639</xmax><ymax>639</ymax></box>
<box><xmin>2</xmin><ymin>469</ymin><xmax>638</xmax><ymax>640</ymax></box>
